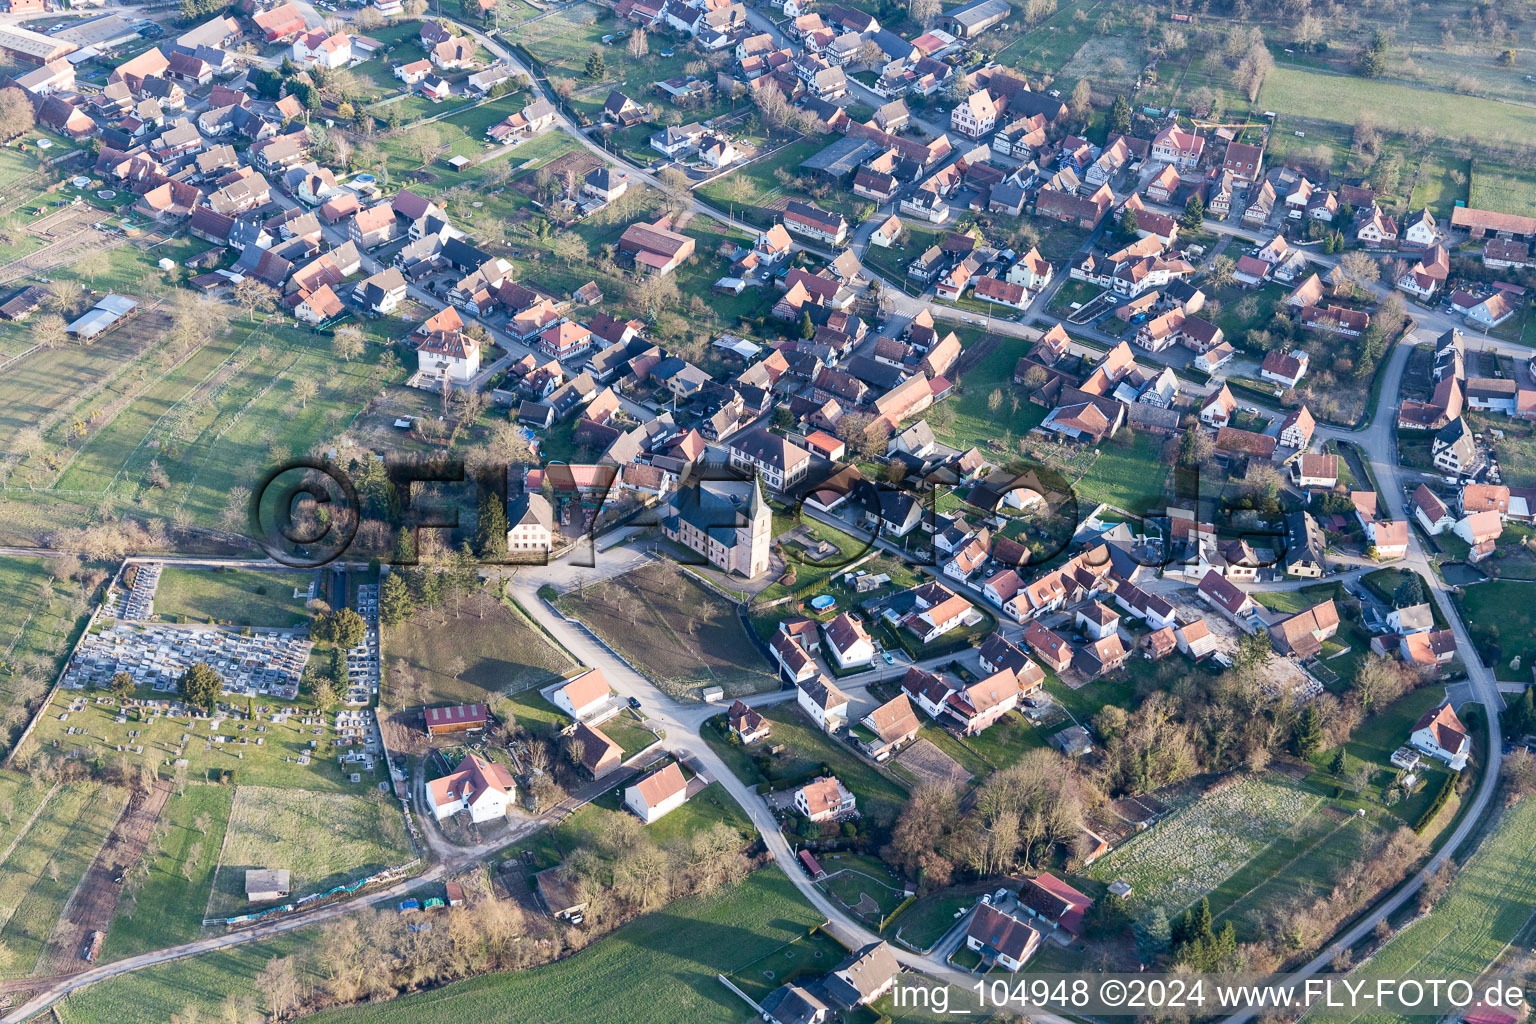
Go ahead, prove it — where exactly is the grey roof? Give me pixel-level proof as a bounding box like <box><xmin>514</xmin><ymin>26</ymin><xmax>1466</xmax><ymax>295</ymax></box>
<box><xmin>800</xmin><ymin>136</ymin><xmax>883</xmax><ymax>177</ymax></box>
<box><xmin>945</xmin><ymin>0</ymin><xmax>1010</xmax><ymax>26</ymax></box>
<box><xmin>509</xmin><ymin>491</ymin><xmax>554</xmax><ymax>530</ymax></box>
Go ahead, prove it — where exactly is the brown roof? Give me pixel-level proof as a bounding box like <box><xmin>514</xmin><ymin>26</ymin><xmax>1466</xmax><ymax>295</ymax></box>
<box><xmin>864</xmin><ymin>694</ymin><xmax>920</xmax><ymax>743</ymax></box>
<box><xmin>632</xmin><ymin>761</ymin><xmax>687</xmax><ymax>807</ymax></box>
<box><xmin>798</xmin><ymin>775</ymin><xmax>850</xmax><ymax>816</ymax></box>
<box><xmin>1413</xmin><ymin>702</ymin><xmax>1467</xmax><ymax>751</ymax></box>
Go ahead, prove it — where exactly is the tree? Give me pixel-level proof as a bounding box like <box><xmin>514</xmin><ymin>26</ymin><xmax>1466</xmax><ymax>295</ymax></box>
<box><xmin>290</xmin><ymin>377</ymin><xmax>318</xmax><ymax>411</ymax></box>
<box><xmin>908</xmin><ymin>0</ymin><xmax>940</xmax><ymax>26</ymax></box>
<box><xmin>1234</xmin><ymin>629</ymin><xmax>1271</xmax><ymax>671</ymax></box>
<box><xmin>75</xmin><ymin>250</ymin><xmax>110</xmax><ymax>287</ymax></box>
<box><xmin>626</xmin><ymin>27</ymin><xmax>648</xmax><ymax>59</ymax></box>
<box><xmin>585</xmin><ymin>47</ymin><xmax>606</xmax><ymax>80</ymax></box>
<box><xmin>1293</xmin><ymin>703</ymin><xmax>1324</xmax><ymax>759</ymax></box>
<box><xmin>380</xmin><ymin>571</ymin><xmax>412</xmax><ymax>626</ymax></box>
<box><xmin>1181</xmin><ymin>193</ymin><xmax>1205</xmax><ymax>229</ymax></box>
<box><xmin>1107</xmin><ymin>93</ymin><xmax>1132</xmax><ymax>137</ymax></box>
<box><xmin>908</xmin><ymin>0</ymin><xmax>941</xmax><ymax>26</ymax></box>
<box><xmin>1177</xmin><ymin>427</ymin><xmax>1214</xmax><ymax>467</ymax></box>
<box><xmin>1337</xmin><ymin>251</ymin><xmax>1381</xmax><ymax>292</ymax></box>
<box><xmin>405</xmin><ymin>124</ymin><xmax>443</xmax><ymax>167</ymax></box>
<box><xmin>1357</xmin><ymin>32</ymin><xmax>1389</xmax><ymax>78</ymax></box>
<box><xmin>1328</xmin><ymin>747</ymin><xmax>1347</xmax><ymax>775</ymax></box>
<box><xmin>0</xmin><ymin>87</ymin><xmax>34</xmax><ymax>141</ymax></box>
<box><xmin>32</xmin><ymin>312</ymin><xmax>67</xmax><ymax>350</ymax></box>
<box><xmin>313</xmin><ymin>678</ymin><xmax>340</xmax><ymax>712</ymax></box>
<box><xmin>1118</xmin><ymin>207</ymin><xmax>1139</xmax><ymax>240</ymax></box>
<box><xmin>332</xmin><ymin>607</ymin><xmax>367</xmax><ymax>650</ymax></box>
<box><xmin>234</xmin><ymin>278</ymin><xmax>278</xmax><ymax>321</ymax></box>
<box><xmin>799</xmin><ymin>309</ymin><xmax>815</xmax><ymax>340</ymax></box>
<box><xmin>1393</xmin><ymin>573</ymin><xmax>1425</xmax><ymax>608</ymax></box>
<box><xmin>474</xmin><ymin>489</ymin><xmax>509</xmax><ymax>558</ymax></box>
<box><xmin>110</xmin><ymin>671</ymin><xmax>135</xmax><ymax>701</ymax></box>
<box><xmin>178</xmin><ymin>662</ymin><xmax>224</xmax><ymax>711</ymax></box>
<box><xmin>331</xmin><ymin>326</ymin><xmax>365</xmax><ymax>362</ymax></box>
<box><xmin>1069</xmin><ymin>78</ymin><xmax>1092</xmax><ymax>122</ymax></box>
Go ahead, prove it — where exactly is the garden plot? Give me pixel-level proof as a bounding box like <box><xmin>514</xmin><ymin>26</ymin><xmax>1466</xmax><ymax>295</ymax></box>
<box><xmin>1089</xmin><ymin>775</ymin><xmax>1323</xmax><ymax>920</ymax></box>
<box><xmin>205</xmin><ymin>786</ymin><xmax>411</xmax><ymax>919</ymax></box>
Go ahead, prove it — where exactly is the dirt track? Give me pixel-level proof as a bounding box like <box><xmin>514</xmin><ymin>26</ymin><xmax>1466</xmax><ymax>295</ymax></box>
<box><xmin>35</xmin><ymin>781</ymin><xmax>172</xmax><ymax>977</ymax></box>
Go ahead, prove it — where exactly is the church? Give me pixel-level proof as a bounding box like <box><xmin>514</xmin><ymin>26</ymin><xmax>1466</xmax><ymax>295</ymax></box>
<box><xmin>661</xmin><ymin>476</ymin><xmax>772</xmax><ymax>578</ymax></box>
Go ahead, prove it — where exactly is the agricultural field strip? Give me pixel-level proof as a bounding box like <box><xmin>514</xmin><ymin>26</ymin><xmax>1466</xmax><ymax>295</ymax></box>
<box><xmin>1212</xmin><ymin>811</ymin><xmax>1361</xmax><ymax>924</ymax></box>
<box><xmin>1310</xmin><ymin>802</ymin><xmax>1536</xmax><ymax>1024</ymax></box>
<box><xmin>46</xmin><ymin>321</ymin><xmax>254</xmax><ymax>492</ymax></box>
<box><xmin>0</xmin><ymin>781</ymin><xmax>59</xmax><ymax>868</ymax></box>
<box><xmin>20</xmin><ymin>332</ymin><xmax>160</xmax><ymax>460</ymax></box>
<box><xmin>159</xmin><ymin>342</ymin><xmax>309</xmax><ymax>517</ymax></box>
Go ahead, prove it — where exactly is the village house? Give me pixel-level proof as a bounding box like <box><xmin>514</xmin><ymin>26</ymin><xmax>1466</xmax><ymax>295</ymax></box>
<box><xmin>1410</xmin><ymin>702</ymin><xmax>1470</xmax><ymax>770</ymax></box>
<box><xmin>426</xmin><ymin>753</ymin><xmax>516</xmax><ymax>823</ymax></box>
<box><xmin>796</xmin><ymin>775</ymin><xmax>857</xmax><ymax>821</ymax></box>
<box><xmin>624</xmin><ymin>762</ymin><xmax>690</xmax><ymax>823</ymax></box>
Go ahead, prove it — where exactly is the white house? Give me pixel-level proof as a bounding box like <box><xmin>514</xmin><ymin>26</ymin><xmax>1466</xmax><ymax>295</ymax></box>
<box><xmin>1387</xmin><ymin>603</ymin><xmax>1434</xmax><ymax>635</ymax></box>
<box><xmin>624</xmin><ymin>762</ymin><xmax>689</xmax><ymax>823</ymax></box>
<box><xmin>292</xmin><ymin>29</ymin><xmax>352</xmax><ymax>69</ymax></box>
<box><xmin>1413</xmin><ymin>485</ymin><xmax>1456</xmax><ymax>535</ymax></box>
<box><xmin>1074</xmin><ymin>601</ymin><xmax>1119</xmax><ymax>641</ymax></box>
<box><xmin>426</xmin><ymin>753</ymin><xmax>516</xmax><ymax>823</ymax></box>
<box><xmin>548</xmin><ymin>669</ymin><xmax>612</xmax><ymax>720</ymax></box>
<box><xmin>966</xmin><ymin>904</ymin><xmax>1040</xmax><ymax>972</ymax></box>
<box><xmin>821</xmin><ymin>612</ymin><xmax>874</xmax><ymax>669</ymax></box>
<box><xmin>797</xmin><ymin>675</ymin><xmax>851</xmax><ymax>732</ymax></box>
<box><xmin>415</xmin><ymin>331</ymin><xmax>480</xmax><ymax>383</ymax></box>
<box><xmin>1410</xmin><ymin>702</ymin><xmax>1469</xmax><ymax>770</ymax></box>
<box><xmin>794</xmin><ymin>775</ymin><xmax>856</xmax><ymax>821</ymax></box>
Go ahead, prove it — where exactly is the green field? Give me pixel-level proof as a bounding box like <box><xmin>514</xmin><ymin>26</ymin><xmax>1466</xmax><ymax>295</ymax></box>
<box><xmin>205</xmin><ymin>786</ymin><xmax>411</xmax><ymax>918</ymax></box>
<box><xmin>386</xmin><ymin>590</ymin><xmax>575</xmax><ymax>708</ymax></box>
<box><xmin>558</xmin><ymin>561</ymin><xmax>776</xmax><ymax>700</ymax></box>
<box><xmin>61</xmin><ymin>319</ymin><xmax>400</xmax><ymax>534</ymax></box>
<box><xmin>0</xmin><ymin>781</ymin><xmax>127</xmax><ymax>977</ymax></box>
<box><xmin>1453</xmin><ymin>580</ymin><xmax>1536</xmax><ymax>682</ymax></box>
<box><xmin>1073</xmin><ymin>430</ymin><xmax>1171</xmax><ymax>515</ymax></box>
<box><xmin>1468</xmin><ymin>162</ymin><xmax>1536</xmax><ymax>218</ymax></box>
<box><xmin>0</xmin><ymin>555</ymin><xmax>93</xmax><ymax>754</ymax></box>
<box><xmin>148</xmin><ymin>567</ymin><xmax>315</xmax><ymax>628</ymax></box>
<box><xmin>1308</xmin><ymin>798</ymin><xmax>1536</xmax><ymax>1024</ymax></box>
<box><xmin>1090</xmin><ymin>775</ymin><xmax>1323</xmax><ymax>922</ymax></box>
<box><xmin>104</xmin><ymin>784</ymin><xmax>234</xmax><ymax>960</ymax></box>
<box><xmin>1257</xmin><ymin>66</ymin><xmax>1536</xmax><ymax>146</ymax></box>
<box><xmin>931</xmin><ymin>329</ymin><xmax>1049</xmax><ymax>457</ymax></box>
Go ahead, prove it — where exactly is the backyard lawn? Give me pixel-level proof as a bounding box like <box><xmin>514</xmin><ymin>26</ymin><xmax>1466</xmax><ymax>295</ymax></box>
<box><xmin>892</xmin><ymin>891</ymin><xmax>974</xmax><ymax>951</ymax></box>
